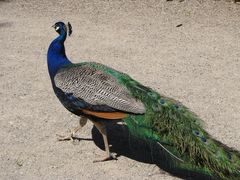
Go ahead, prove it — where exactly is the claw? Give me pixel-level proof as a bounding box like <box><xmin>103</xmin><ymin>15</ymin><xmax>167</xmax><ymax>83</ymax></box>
<box><xmin>93</xmin><ymin>153</ymin><xmax>117</xmax><ymax>163</ymax></box>
<box><xmin>56</xmin><ymin>134</ymin><xmax>73</xmax><ymax>141</ymax></box>
<box><xmin>56</xmin><ymin>117</ymin><xmax>88</xmax><ymax>141</ymax></box>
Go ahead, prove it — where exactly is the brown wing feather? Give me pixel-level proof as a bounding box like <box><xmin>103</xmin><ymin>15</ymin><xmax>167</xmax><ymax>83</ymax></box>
<box><xmin>54</xmin><ymin>64</ymin><xmax>145</xmax><ymax>114</ymax></box>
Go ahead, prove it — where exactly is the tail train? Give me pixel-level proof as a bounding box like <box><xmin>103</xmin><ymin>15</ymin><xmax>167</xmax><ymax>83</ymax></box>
<box><xmin>123</xmin><ymin>82</ymin><xmax>240</xmax><ymax>179</ymax></box>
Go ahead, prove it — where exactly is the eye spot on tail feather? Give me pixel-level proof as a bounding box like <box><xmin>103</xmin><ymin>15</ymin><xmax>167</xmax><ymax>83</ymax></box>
<box><xmin>159</xmin><ymin>99</ymin><xmax>165</xmax><ymax>105</ymax></box>
<box><xmin>200</xmin><ymin>137</ymin><xmax>207</xmax><ymax>143</ymax></box>
<box><xmin>193</xmin><ymin>130</ymin><xmax>207</xmax><ymax>143</ymax></box>
<box><xmin>193</xmin><ymin>130</ymin><xmax>200</xmax><ymax>136</ymax></box>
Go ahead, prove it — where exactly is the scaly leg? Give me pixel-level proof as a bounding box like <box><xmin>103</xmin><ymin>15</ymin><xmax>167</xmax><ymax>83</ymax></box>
<box><xmin>57</xmin><ymin>117</ymin><xmax>88</xmax><ymax>141</ymax></box>
<box><xmin>92</xmin><ymin>121</ymin><xmax>117</xmax><ymax>162</ymax></box>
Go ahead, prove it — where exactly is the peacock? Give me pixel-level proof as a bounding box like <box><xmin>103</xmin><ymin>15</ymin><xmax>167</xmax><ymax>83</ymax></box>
<box><xmin>47</xmin><ymin>21</ymin><xmax>240</xmax><ymax>179</ymax></box>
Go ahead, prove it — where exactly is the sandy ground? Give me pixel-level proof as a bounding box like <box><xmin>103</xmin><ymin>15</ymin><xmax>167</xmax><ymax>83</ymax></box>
<box><xmin>1</xmin><ymin>0</ymin><xmax>240</xmax><ymax>179</ymax></box>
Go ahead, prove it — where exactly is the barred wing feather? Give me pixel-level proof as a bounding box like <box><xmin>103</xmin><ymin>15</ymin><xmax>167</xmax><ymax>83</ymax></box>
<box><xmin>54</xmin><ymin>65</ymin><xmax>145</xmax><ymax>114</ymax></box>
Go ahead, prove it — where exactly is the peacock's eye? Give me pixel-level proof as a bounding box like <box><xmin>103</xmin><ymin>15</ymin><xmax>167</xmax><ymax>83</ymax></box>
<box><xmin>55</xmin><ymin>26</ymin><xmax>60</xmax><ymax>31</ymax></box>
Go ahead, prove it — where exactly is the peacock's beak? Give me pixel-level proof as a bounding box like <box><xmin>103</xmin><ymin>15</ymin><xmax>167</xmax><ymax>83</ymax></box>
<box><xmin>52</xmin><ymin>24</ymin><xmax>56</xmax><ymax>28</ymax></box>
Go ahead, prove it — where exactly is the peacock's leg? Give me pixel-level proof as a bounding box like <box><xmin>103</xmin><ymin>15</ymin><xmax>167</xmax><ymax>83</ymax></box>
<box><xmin>92</xmin><ymin>121</ymin><xmax>117</xmax><ymax>162</ymax></box>
<box><xmin>57</xmin><ymin>117</ymin><xmax>88</xmax><ymax>141</ymax></box>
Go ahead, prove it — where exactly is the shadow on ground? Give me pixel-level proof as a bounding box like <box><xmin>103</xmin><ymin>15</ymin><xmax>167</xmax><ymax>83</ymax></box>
<box><xmin>91</xmin><ymin>121</ymin><xmax>214</xmax><ymax>180</ymax></box>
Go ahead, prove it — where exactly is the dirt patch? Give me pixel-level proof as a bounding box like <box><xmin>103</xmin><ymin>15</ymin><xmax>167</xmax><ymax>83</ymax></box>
<box><xmin>0</xmin><ymin>0</ymin><xmax>240</xmax><ymax>179</ymax></box>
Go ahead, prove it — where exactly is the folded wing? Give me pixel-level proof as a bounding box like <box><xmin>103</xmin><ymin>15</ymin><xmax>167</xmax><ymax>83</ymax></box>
<box><xmin>54</xmin><ymin>64</ymin><xmax>145</xmax><ymax>114</ymax></box>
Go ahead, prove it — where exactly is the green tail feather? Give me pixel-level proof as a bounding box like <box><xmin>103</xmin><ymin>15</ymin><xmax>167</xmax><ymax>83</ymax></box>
<box><xmin>124</xmin><ymin>82</ymin><xmax>240</xmax><ymax>179</ymax></box>
<box><xmin>87</xmin><ymin>62</ymin><xmax>240</xmax><ymax>179</ymax></box>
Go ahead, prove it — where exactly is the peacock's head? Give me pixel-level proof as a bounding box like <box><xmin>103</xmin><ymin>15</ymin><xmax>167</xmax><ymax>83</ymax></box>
<box><xmin>52</xmin><ymin>21</ymin><xmax>72</xmax><ymax>36</ymax></box>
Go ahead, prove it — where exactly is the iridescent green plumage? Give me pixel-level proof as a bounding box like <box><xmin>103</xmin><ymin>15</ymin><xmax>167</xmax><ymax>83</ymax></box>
<box><xmin>82</xmin><ymin>62</ymin><xmax>240</xmax><ymax>179</ymax></box>
<box><xmin>48</xmin><ymin>22</ymin><xmax>240</xmax><ymax>179</ymax></box>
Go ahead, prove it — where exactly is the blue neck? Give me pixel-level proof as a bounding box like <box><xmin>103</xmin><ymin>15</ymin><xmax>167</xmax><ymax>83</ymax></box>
<box><xmin>47</xmin><ymin>31</ymin><xmax>71</xmax><ymax>82</ymax></box>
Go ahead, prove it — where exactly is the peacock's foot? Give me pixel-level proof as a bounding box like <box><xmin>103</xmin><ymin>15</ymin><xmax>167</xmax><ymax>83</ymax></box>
<box><xmin>56</xmin><ymin>134</ymin><xmax>73</xmax><ymax>141</ymax></box>
<box><xmin>56</xmin><ymin>131</ymin><xmax>80</xmax><ymax>141</ymax></box>
<box><xmin>93</xmin><ymin>153</ymin><xmax>117</xmax><ymax>163</ymax></box>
